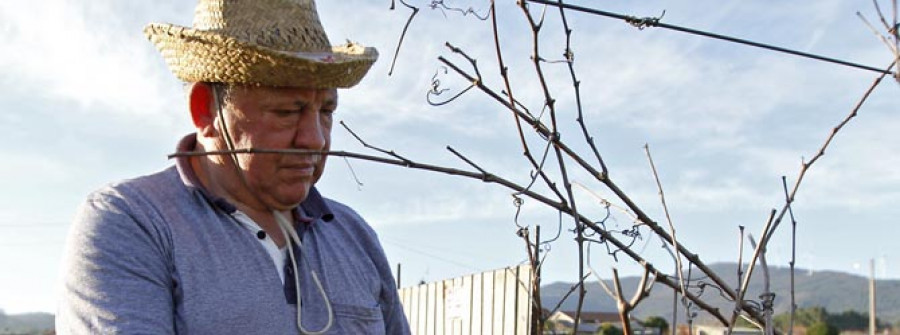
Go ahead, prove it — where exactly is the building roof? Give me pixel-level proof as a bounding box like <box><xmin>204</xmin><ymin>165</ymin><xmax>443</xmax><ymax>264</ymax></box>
<box><xmin>560</xmin><ymin>311</ymin><xmax>621</xmax><ymax>324</ymax></box>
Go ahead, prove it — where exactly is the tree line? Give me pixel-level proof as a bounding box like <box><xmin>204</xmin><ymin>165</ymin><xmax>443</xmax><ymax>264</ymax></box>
<box><xmin>773</xmin><ymin>307</ymin><xmax>892</xmax><ymax>334</ymax></box>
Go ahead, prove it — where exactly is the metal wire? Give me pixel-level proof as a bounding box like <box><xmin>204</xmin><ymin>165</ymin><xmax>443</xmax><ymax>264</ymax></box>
<box><xmin>525</xmin><ymin>0</ymin><xmax>895</xmax><ymax>76</ymax></box>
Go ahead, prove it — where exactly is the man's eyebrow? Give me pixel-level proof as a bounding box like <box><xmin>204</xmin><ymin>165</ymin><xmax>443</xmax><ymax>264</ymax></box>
<box><xmin>288</xmin><ymin>98</ymin><xmax>337</xmax><ymax>109</ymax></box>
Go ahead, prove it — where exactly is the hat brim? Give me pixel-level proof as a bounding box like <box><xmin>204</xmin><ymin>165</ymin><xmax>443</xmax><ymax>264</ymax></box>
<box><xmin>144</xmin><ymin>23</ymin><xmax>378</xmax><ymax>89</ymax></box>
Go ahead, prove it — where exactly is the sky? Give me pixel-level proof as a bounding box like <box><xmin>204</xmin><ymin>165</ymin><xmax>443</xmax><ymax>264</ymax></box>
<box><xmin>1</xmin><ymin>0</ymin><xmax>899</xmax><ymax>315</ymax></box>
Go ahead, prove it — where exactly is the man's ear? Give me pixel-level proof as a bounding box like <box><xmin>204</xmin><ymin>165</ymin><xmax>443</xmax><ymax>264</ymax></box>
<box><xmin>188</xmin><ymin>82</ymin><xmax>217</xmax><ymax>137</ymax></box>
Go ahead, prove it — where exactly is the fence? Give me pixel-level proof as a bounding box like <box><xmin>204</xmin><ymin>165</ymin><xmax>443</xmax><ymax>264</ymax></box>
<box><xmin>398</xmin><ymin>264</ymin><xmax>534</xmax><ymax>335</ymax></box>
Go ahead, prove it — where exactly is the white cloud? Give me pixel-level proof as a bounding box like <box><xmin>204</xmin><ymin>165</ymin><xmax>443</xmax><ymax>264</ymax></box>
<box><xmin>367</xmin><ymin>189</ymin><xmax>510</xmax><ymax>226</ymax></box>
<box><xmin>0</xmin><ymin>1</ymin><xmax>184</xmax><ymax>117</ymax></box>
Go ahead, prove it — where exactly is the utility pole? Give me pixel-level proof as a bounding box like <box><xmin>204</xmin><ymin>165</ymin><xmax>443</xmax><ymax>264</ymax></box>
<box><xmin>670</xmin><ymin>290</ymin><xmax>678</xmax><ymax>335</ymax></box>
<box><xmin>396</xmin><ymin>263</ymin><xmax>402</xmax><ymax>289</ymax></box>
<box><xmin>530</xmin><ymin>226</ymin><xmax>542</xmax><ymax>335</ymax></box>
<box><xmin>869</xmin><ymin>258</ymin><xmax>876</xmax><ymax>335</ymax></box>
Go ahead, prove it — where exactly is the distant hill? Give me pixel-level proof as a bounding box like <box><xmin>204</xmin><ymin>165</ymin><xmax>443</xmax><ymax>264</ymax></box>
<box><xmin>3</xmin><ymin>263</ymin><xmax>896</xmax><ymax>332</ymax></box>
<box><xmin>541</xmin><ymin>262</ymin><xmax>900</xmax><ymax>325</ymax></box>
<box><xmin>0</xmin><ymin>310</ymin><xmax>54</xmax><ymax>335</ymax></box>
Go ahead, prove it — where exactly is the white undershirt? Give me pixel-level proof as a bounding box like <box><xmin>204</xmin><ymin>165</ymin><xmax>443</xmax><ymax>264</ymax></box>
<box><xmin>230</xmin><ymin>211</ymin><xmax>287</xmax><ymax>284</ymax></box>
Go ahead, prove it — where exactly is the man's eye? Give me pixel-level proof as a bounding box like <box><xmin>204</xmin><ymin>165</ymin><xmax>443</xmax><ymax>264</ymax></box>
<box><xmin>321</xmin><ymin>109</ymin><xmax>336</xmax><ymax>116</ymax></box>
<box><xmin>273</xmin><ymin>110</ymin><xmax>300</xmax><ymax>118</ymax></box>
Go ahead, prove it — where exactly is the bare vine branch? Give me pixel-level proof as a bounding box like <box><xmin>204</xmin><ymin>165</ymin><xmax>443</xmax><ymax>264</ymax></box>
<box><xmin>644</xmin><ymin>143</ymin><xmax>690</xmax><ymax>307</ymax></box>
<box><xmin>377</xmin><ymin>2</ymin><xmax>898</xmax><ymax>332</ymax></box>
<box><xmin>340</xmin><ymin>121</ymin><xmax>412</xmax><ymax>164</ymax></box>
<box><xmin>551</xmin><ymin>0</ymin><xmax>609</xmax><ymax>176</ymax></box>
<box><xmin>428</xmin><ymin>0</ymin><xmax>491</xmax><ymax>20</ymax></box>
<box><xmin>388</xmin><ymin>0</ymin><xmax>419</xmax><ymax>76</ymax></box>
<box><xmin>516</xmin><ymin>2</ymin><xmax>591</xmax><ymax>327</ymax></box>
<box><xmin>446</xmin><ymin>146</ymin><xmax>488</xmax><ymax>175</ymax></box>
<box><xmin>781</xmin><ymin>176</ymin><xmax>799</xmax><ymax>335</ymax></box>
<box><xmin>610</xmin><ymin>267</ymin><xmax>655</xmax><ymax>335</ymax></box>
<box><xmin>438</xmin><ymin>48</ymin><xmax>756</xmax><ymax>326</ymax></box>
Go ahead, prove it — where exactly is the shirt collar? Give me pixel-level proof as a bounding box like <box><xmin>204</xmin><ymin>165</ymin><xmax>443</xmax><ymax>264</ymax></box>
<box><xmin>300</xmin><ymin>187</ymin><xmax>335</xmax><ymax>223</ymax></box>
<box><xmin>174</xmin><ymin>134</ymin><xmax>334</xmax><ymax>223</ymax></box>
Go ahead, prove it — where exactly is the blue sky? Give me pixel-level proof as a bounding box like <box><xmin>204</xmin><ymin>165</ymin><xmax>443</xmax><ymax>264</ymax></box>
<box><xmin>1</xmin><ymin>0</ymin><xmax>898</xmax><ymax>314</ymax></box>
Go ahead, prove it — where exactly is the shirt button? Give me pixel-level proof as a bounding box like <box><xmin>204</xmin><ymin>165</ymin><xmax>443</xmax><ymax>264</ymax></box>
<box><xmin>257</xmin><ymin>230</ymin><xmax>267</xmax><ymax>240</ymax></box>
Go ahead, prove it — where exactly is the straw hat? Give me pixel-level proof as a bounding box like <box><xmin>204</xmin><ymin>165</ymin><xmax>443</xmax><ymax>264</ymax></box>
<box><xmin>144</xmin><ymin>0</ymin><xmax>378</xmax><ymax>88</ymax></box>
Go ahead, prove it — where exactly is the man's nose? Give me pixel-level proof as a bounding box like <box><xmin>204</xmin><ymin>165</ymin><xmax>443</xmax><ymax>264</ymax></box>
<box><xmin>292</xmin><ymin>110</ymin><xmax>327</xmax><ymax>150</ymax></box>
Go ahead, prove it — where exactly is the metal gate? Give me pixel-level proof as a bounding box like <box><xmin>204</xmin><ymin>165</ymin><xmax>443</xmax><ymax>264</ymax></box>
<box><xmin>398</xmin><ymin>265</ymin><xmax>533</xmax><ymax>335</ymax></box>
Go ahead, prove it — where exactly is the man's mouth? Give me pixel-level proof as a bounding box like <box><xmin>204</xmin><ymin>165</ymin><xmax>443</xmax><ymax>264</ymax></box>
<box><xmin>280</xmin><ymin>164</ymin><xmax>317</xmax><ymax>178</ymax></box>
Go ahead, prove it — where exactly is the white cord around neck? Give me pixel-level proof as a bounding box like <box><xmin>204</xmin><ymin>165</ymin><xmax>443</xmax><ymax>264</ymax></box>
<box><xmin>274</xmin><ymin>211</ymin><xmax>334</xmax><ymax>335</ymax></box>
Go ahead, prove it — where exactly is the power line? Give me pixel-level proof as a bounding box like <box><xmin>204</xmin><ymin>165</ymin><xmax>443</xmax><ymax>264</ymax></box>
<box><xmin>525</xmin><ymin>0</ymin><xmax>895</xmax><ymax>76</ymax></box>
<box><xmin>381</xmin><ymin>238</ymin><xmax>482</xmax><ymax>272</ymax></box>
<box><xmin>0</xmin><ymin>241</ymin><xmax>67</xmax><ymax>248</ymax></box>
<box><xmin>0</xmin><ymin>223</ymin><xmax>70</xmax><ymax>228</ymax></box>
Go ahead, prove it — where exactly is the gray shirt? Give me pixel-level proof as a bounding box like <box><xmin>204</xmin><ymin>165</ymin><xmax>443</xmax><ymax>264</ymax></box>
<box><xmin>57</xmin><ymin>135</ymin><xmax>410</xmax><ymax>334</ymax></box>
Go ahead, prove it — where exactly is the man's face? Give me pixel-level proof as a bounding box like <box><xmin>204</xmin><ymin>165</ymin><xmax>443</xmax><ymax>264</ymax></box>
<box><xmin>214</xmin><ymin>85</ymin><xmax>337</xmax><ymax>210</ymax></box>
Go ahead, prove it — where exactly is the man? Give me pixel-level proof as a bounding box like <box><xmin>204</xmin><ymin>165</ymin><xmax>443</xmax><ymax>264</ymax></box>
<box><xmin>56</xmin><ymin>0</ymin><xmax>410</xmax><ymax>333</ymax></box>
